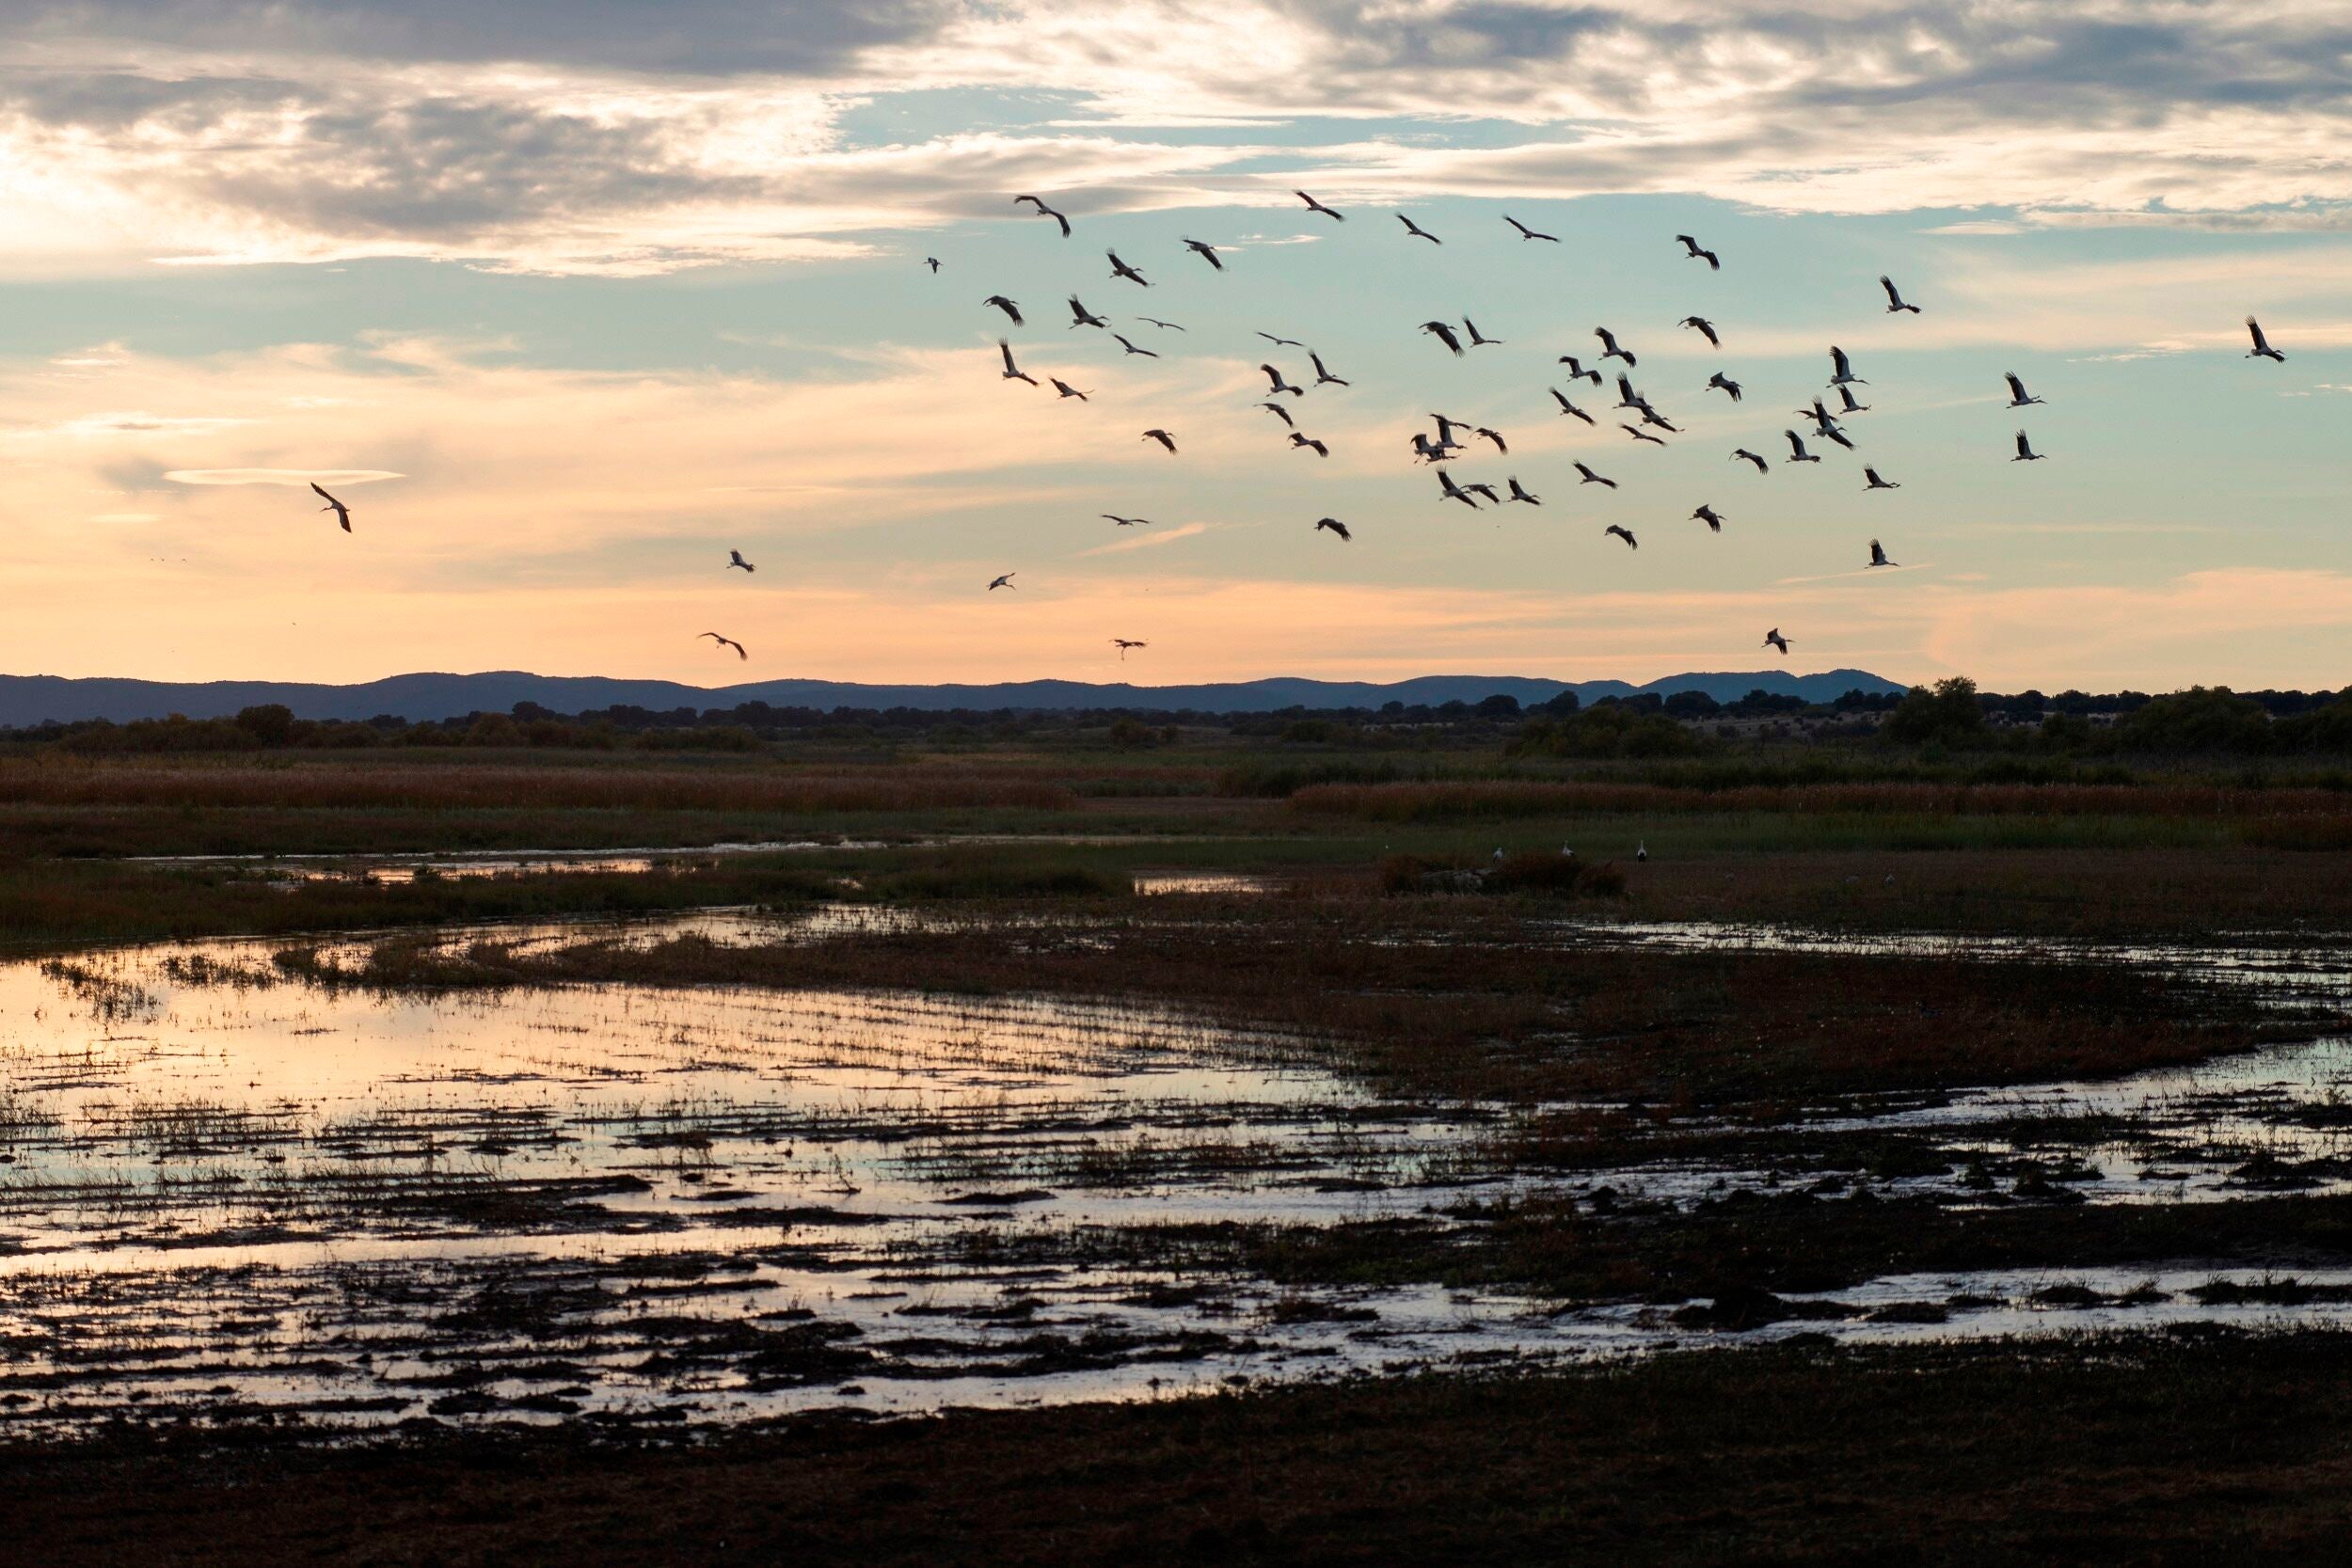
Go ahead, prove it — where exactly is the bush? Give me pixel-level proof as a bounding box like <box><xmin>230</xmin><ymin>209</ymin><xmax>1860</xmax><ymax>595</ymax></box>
<box><xmin>1883</xmin><ymin>677</ymin><xmax>1990</xmax><ymax>748</ymax></box>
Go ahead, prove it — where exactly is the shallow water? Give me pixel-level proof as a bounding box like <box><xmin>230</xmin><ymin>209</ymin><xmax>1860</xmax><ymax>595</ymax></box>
<box><xmin>8</xmin><ymin>910</ymin><xmax>2352</xmax><ymax>1437</ymax></box>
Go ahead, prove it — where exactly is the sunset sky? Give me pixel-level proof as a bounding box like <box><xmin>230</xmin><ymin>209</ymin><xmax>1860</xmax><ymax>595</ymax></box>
<box><xmin>4</xmin><ymin>1</ymin><xmax>2350</xmax><ymax>693</ymax></box>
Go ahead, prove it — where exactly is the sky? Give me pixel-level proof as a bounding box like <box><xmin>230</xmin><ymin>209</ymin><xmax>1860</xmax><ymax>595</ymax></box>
<box><xmin>3</xmin><ymin>1</ymin><xmax>2350</xmax><ymax>694</ymax></box>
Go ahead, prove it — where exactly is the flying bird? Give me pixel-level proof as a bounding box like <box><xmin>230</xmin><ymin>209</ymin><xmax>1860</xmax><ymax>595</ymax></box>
<box><xmin>1142</xmin><ymin>428</ymin><xmax>1177</xmax><ymax>451</ymax></box>
<box><xmin>1731</xmin><ymin>448</ymin><xmax>1769</xmax><ymax>473</ymax></box>
<box><xmin>1692</xmin><ymin>504</ymin><xmax>1724</xmax><ymax>531</ymax></box>
<box><xmin>1113</xmin><ymin>334</ymin><xmax>1157</xmax><ymax>356</ymax></box>
<box><xmin>1675</xmin><ymin>234</ymin><xmax>1720</xmax><ymax>269</ymax></box>
<box><xmin>1420</xmin><ymin>320</ymin><xmax>1465</xmax><ymax>356</ymax></box>
<box><xmin>988</xmin><ymin>573</ymin><xmax>1017</xmax><ymax>590</ymax></box>
<box><xmin>1558</xmin><ymin>355</ymin><xmax>1602</xmax><ymax>385</ymax></box>
<box><xmin>727</xmin><ymin>549</ymin><xmax>755</xmax><ymax>572</ymax></box>
<box><xmin>1295</xmin><ymin>189</ymin><xmax>1344</xmax><ymax>221</ymax></box>
<box><xmin>1290</xmin><ymin>433</ymin><xmax>1329</xmax><ymax>457</ymax></box>
<box><xmin>1836</xmin><ymin>385</ymin><xmax>1871</xmax><ymax>415</ymax></box>
<box><xmin>1050</xmin><ymin>378</ymin><xmax>1089</xmax><ymax>400</ymax></box>
<box><xmin>1110</xmin><ymin>638</ymin><xmax>1147</xmax><ymax>659</ymax></box>
<box><xmin>1506</xmin><ymin>477</ymin><xmax>1541</xmax><ymax>505</ymax></box>
<box><xmin>1829</xmin><ymin>345</ymin><xmax>1866</xmax><ymax>386</ymax></box>
<box><xmin>2247</xmin><ymin>316</ymin><xmax>2287</xmax><ymax>361</ymax></box>
<box><xmin>1013</xmin><ymin>194</ymin><xmax>1071</xmax><ymax>236</ymax></box>
<box><xmin>1068</xmin><ymin>295</ymin><xmax>1106</xmax><ymax>328</ymax></box>
<box><xmin>699</xmin><ymin>631</ymin><xmax>747</xmax><ymax>660</ymax></box>
<box><xmin>2012</xmin><ymin>429</ymin><xmax>2046</xmax><ymax>461</ymax></box>
<box><xmin>1706</xmin><ymin>372</ymin><xmax>1742</xmax><ymax>402</ymax></box>
<box><xmin>925</xmin><ymin>257</ymin><xmax>941</xmax><ymax>273</ymax></box>
<box><xmin>1262</xmin><ymin>363</ymin><xmax>1303</xmax><ymax>396</ymax></box>
<box><xmin>1551</xmin><ymin>388</ymin><xmax>1596</xmax><ymax>423</ymax></box>
<box><xmin>1310</xmin><ymin>351</ymin><xmax>1349</xmax><ymax>387</ymax></box>
<box><xmin>1864</xmin><ymin>467</ymin><xmax>1899</xmax><ymax>490</ymax></box>
<box><xmin>1595</xmin><ymin>327</ymin><xmax>1635</xmax><ymax>367</ymax></box>
<box><xmin>1464</xmin><ymin>317</ymin><xmax>1502</xmax><ymax>346</ymax></box>
<box><xmin>1784</xmin><ymin>430</ymin><xmax>1821</xmax><ymax>463</ymax></box>
<box><xmin>1106</xmin><ymin>250</ymin><xmax>1149</xmax><ymax>286</ymax></box>
<box><xmin>1867</xmin><ymin>539</ymin><xmax>1897</xmax><ymax>568</ymax></box>
<box><xmin>1764</xmin><ymin>627</ymin><xmax>1790</xmax><ymax>656</ymax></box>
<box><xmin>1183</xmin><ymin>237</ymin><xmax>1223</xmax><ymax>270</ymax></box>
<box><xmin>1605</xmin><ymin>524</ymin><xmax>1639</xmax><ymax>549</ymax></box>
<box><xmin>1574</xmin><ymin>462</ymin><xmax>1617</xmax><ymax>489</ymax></box>
<box><xmin>997</xmin><ymin>340</ymin><xmax>1036</xmax><ymax>385</ymax></box>
<box><xmin>983</xmin><ymin>294</ymin><xmax>1023</xmax><ymax>325</ymax></box>
<box><xmin>1613</xmin><ymin>373</ymin><xmax>1648</xmax><ymax>411</ymax></box>
<box><xmin>1438</xmin><ymin>468</ymin><xmax>1480</xmax><ymax>508</ymax></box>
<box><xmin>1410</xmin><ymin>432</ymin><xmax>1451</xmax><ymax>463</ymax></box>
<box><xmin>1680</xmin><ymin>316</ymin><xmax>1721</xmax><ymax>348</ymax></box>
<box><xmin>1622</xmin><ymin>423</ymin><xmax>1666</xmax><ymax>446</ymax></box>
<box><xmin>2003</xmin><ymin>372</ymin><xmax>2044</xmax><ymax>407</ymax></box>
<box><xmin>1639</xmin><ymin>406</ymin><xmax>1681</xmax><ymax>434</ymax></box>
<box><xmin>1257</xmin><ymin>330</ymin><xmax>1305</xmax><ymax>348</ymax></box>
<box><xmin>1503</xmin><ymin>214</ymin><xmax>1558</xmax><ymax>242</ymax></box>
<box><xmin>1430</xmin><ymin>414</ymin><xmax>1470</xmax><ymax>446</ymax></box>
<box><xmin>1103</xmin><ymin>514</ymin><xmax>1152</xmax><ymax>527</ymax></box>
<box><xmin>1462</xmin><ymin>481</ymin><xmax>1502</xmax><ymax>505</ymax></box>
<box><xmin>1396</xmin><ymin>213</ymin><xmax>1441</xmax><ymax>244</ymax></box>
<box><xmin>1475</xmin><ymin>426</ymin><xmax>1507</xmax><ymax>454</ymax></box>
<box><xmin>310</xmin><ymin>483</ymin><xmax>352</xmax><ymax>532</ymax></box>
<box><xmin>1139</xmin><ymin>317</ymin><xmax>1185</xmax><ymax>331</ymax></box>
<box><xmin>1880</xmin><ymin>276</ymin><xmax>1921</xmax><ymax>313</ymax></box>
<box><xmin>1262</xmin><ymin>403</ymin><xmax>1297</xmax><ymax>428</ymax></box>
<box><xmin>1314</xmin><ymin>517</ymin><xmax>1352</xmax><ymax>540</ymax></box>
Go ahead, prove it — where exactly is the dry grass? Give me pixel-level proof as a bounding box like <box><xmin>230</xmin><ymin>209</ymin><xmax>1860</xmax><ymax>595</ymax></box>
<box><xmin>1295</xmin><ymin>778</ymin><xmax>2352</xmax><ymax>824</ymax></box>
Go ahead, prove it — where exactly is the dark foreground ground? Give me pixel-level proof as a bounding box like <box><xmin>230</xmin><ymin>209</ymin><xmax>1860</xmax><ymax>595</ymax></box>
<box><xmin>16</xmin><ymin>1330</ymin><xmax>2352</xmax><ymax>1568</ymax></box>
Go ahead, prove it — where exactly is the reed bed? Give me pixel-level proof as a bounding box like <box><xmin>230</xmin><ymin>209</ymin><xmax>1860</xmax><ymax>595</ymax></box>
<box><xmin>1292</xmin><ymin>778</ymin><xmax>2352</xmax><ymax>824</ymax></box>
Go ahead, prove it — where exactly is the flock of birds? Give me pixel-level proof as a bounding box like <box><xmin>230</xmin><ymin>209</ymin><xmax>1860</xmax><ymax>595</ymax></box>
<box><xmin>302</xmin><ymin>189</ymin><xmax>2295</xmax><ymax>673</ymax></box>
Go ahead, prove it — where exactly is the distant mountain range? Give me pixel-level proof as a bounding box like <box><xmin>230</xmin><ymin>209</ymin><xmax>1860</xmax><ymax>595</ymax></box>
<box><xmin>0</xmin><ymin>669</ymin><xmax>1909</xmax><ymax>726</ymax></box>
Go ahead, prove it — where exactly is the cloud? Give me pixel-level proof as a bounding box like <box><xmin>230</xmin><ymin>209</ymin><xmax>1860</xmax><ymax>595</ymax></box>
<box><xmin>1076</xmin><ymin>521</ymin><xmax>1215</xmax><ymax>556</ymax></box>
<box><xmin>165</xmin><ymin>467</ymin><xmax>405</xmax><ymax>485</ymax></box>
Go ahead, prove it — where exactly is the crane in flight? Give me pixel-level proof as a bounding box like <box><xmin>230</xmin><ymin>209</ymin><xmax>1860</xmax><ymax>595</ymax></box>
<box><xmin>2012</xmin><ymin>429</ymin><xmax>2046</xmax><ymax>461</ymax></box>
<box><xmin>1295</xmin><ymin>189</ymin><xmax>1343</xmax><ymax>221</ymax></box>
<box><xmin>1106</xmin><ymin>250</ymin><xmax>1149</xmax><ymax>286</ymax></box>
<box><xmin>1420</xmin><ymin>320</ymin><xmax>1464</xmax><ymax>356</ymax></box>
<box><xmin>988</xmin><ymin>573</ymin><xmax>1017</xmax><ymax>591</ymax></box>
<box><xmin>1464</xmin><ymin>317</ymin><xmax>1502</xmax><ymax>346</ymax></box>
<box><xmin>1558</xmin><ymin>354</ymin><xmax>1602</xmax><ymax>385</ymax></box>
<box><xmin>1764</xmin><ymin>627</ymin><xmax>1791</xmax><ymax>655</ymax></box>
<box><xmin>1784</xmin><ymin>430</ymin><xmax>1822</xmax><ymax>464</ymax></box>
<box><xmin>1261</xmin><ymin>363</ymin><xmax>1303</xmax><ymax>396</ymax></box>
<box><xmin>1110</xmin><ymin>639</ymin><xmax>1148</xmax><ymax>659</ymax></box>
<box><xmin>1867</xmin><ymin>539</ymin><xmax>1898</xmax><ymax>568</ymax></box>
<box><xmin>1103</xmin><ymin>514</ymin><xmax>1152</xmax><ymax>527</ymax></box>
<box><xmin>1315</xmin><ymin>517</ymin><xmax>1352</xmax><ymax>540</ymax></box>
<box><xmin>1692</xmin><ymin>504</ymin><xmax>1724</xmax><ymax>532</ymax></box>
<box><xmin>1503</xmin><ymin>214</ymin><xmax>1558</xmax><ymax>242</ymax></box>
<box><xmin>1507</xmin><ymin>477</ymin><xmax>1541</xmax><ymax>505</ymax></box>
<box><xmin>1829</xmin><ymin>345</ymin><xmax>1867</xmax><ymax>386</ymax></box>
<box><xmin>1183</xmin><ymin>238</ymin><xmax>1223</xmax><ymax>270</ymax></box>
<box><xmin>1068</xmin><ymin>295</ymin><xmax>1106</xmax><ymax>328</ymax></box>
<box><xmin>699</xmin><ymin>632</ymin><xmax>747</xmax><ymax>660</ymax></box>
<box><xmin>1595</xmin><ymin>326</ymin><xmax>1635</xmax><ymax>367</ymax></box>
<box><xmin>1731</xmin><ymin>448</ymin><xmax>1770</xmax><ymax>473</ymax></box>
<box><xmin>2004</xmin><ymin>372</ymin><xmax>2044</xmax><ymax>407</ymax></box>
<box><xmin>310</xmin><ymin>483</ymin><xmax>352</xmax><ymax>532</ymax></box>
<box><xmin>1262</xmin><ymin>403</ymin><xmax>1297</xmax><ymax>428</ymax></box>
<box><xmin>1013</xmin><ymin>194</ymin><xmax>1071</xmax><ymax>236</ymax></box>
<box><xmin>2247</xmin><ymin>316</ymin><xmax>2287</xmax><ymax>361</ymax></box>
<box><xmin>1289</xmin><ymin>433</ymin><xmax>1329</xmax><ymax>457</ymax></box>
<box><xmin>727</xmin><ymin>549</ymin><xmax>755</xmax><ymax>572</ymax></box>
<box><xmin>1706</xmin><ymin>372</ymin><xmax>1742</xmax><ymax>402</ymax></box>
<box><xmin>1551</xmin><ymin>389</ymin><xmax>1596</xmax><ymax>424</ymax></box>
<box><xmin>1880</xmin><ymin>276</ymin><xmax>1922</xmax><ymax>313</ymax></box>
<box><xmin>1050</xmin><ymin>378</ymin><xmax>1089</xmax><ymax>401</ymax></box>
<box><xmin>1574</xmin><ymin>462</ymin><xmax>1617</xmax><ymax>489</ymax></box>
<box><xmin>1310</xmin><ymin>352</ymin><xmax>1349</xmax><ymax>387</ymax></box>
<box><xmin>1396</xmin><ymin>214</ymin><xmax>1441</xmax><ymax>244</ymax></box>
<box><xmin>998</xmin><ymin>341</ymin><xmax>1036</xmax><ymax>385</ymax></box>
<box><xmin>1142</xmin><ymin>428</ymin><xmax>1178</xmax><ymax>451</ymax></box>
<box><xmin>1675</xmin><ymin>233</ymin><xmax>1720</xmax><ymax>269</ymax></box>
<box><xmin>1606</xmin><ymin>524</ymin><xmax>1639</xmax><ymax>548</ymax></box>
<box><xmin>1864</xmin><ymin>467</ymin><xmax>1900</xmax><ymax>490</ymax></box>
<box><xmin>983</xmin><ymin>294</ymin><xmax>1023</xmax><ymax>325</ymax></box>
<box><xmin>1681</xmin><ymin>316</ymin><xmax>1721</xmax><ymax>348</ymax></box>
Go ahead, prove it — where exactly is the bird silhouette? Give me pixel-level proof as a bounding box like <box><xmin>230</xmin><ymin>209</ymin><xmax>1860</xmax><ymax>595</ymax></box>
<box><xmin>1764</xmin><ymin>627</ymin><xmax>1790</xmax><ymax>655</ymax></box>
<box><xmin>1622</xmin><ymin>423</ymin><xmax>1666</xmax><ymax>445</ymax></box>
<box><xmin>1829</xmin><ymin>345</ymin><xmax>1866</xmax><ymax>385</ymax></box>
<box><xmin>1310</xmin><ymin>351</ymin><xmax>1349</xmax><ymax>387</ymax></box>
<box><xmin>1880</xmin><ymin>276</ymin><xmax>1921</xmax><ymax>313</ymax></box>
<box><xmin>925</xmin><ymin>257</ymin><xmax>941</xmax><ymax>273</ymax></box>
<box><xmin>699</xmin><ymin>631</ymin><xmax>747</xmax><ymax>660</ymax></box>
<box><xmin>1068</xmin><ymin>295</ymin><xmax>1106</xmax><ymax>328</ymax></box>
<box><xmin>1574</xmin><ymin>462</ymin><xmax>1617</xmax><ymax>489</ymax></box>
<box><xmin>1257</xmin><ymin>330</ymin><xmax>1305</xmax><ymax>347</ymax></box>
<box><xmin>1784</xmin><ymin>430</ymin><xmax>1821</xmax><ymax>463</ymax></box>
<box><xmin>2012</xmin><ymin>429</ymin><xmax>2046</xmax><ymax>461</ymax></box>
<box><xmin>983</xmin><ymin>294</ymin><xmax>1023</xmax><ymax>325</ymax></box>
<box><xmin>988</xmin><ymin>573</ymin><xmax>1017</xmax><ymax>591</ymax></box>
<box><xmin>1142</xmin><ymin>428</ymin><xmax>1177</xmax><ymax>451</ymax></box>
<box><xmin>1106</xmin><ymin>250</ymin><xmax>1149</xmax><ymax>286</ymax></box>
<box><xmin>1110</xmin><ymin>638</ymin><xmax>1147</xmax><ymax>659</ymax></box>
<box><xmin>1295</xmin><ymin>190</ymin><xmax>1343</xmax><ymax>220</ymax></box>
<box><xmin>1103</xmin><ymin>514</ymin><xmax>1152</xmax><ymax>527</ymax></box>
<box><xmin>1396</xmin><ymin>213</ymin><xmax>1441</xmax><ymax>244</ymax></box>
<box><xmin>1314</xmin><ymin>517</ymin><xmax>1352</xmax><ymax>540</ymax></box>
<box><xmin>1836</xmin><ymin>385</ymin><xmax>1871</xmax><ymax>415</ymax></box>
<box><xmin>1864</xmin><ymin>467</ymin><xmax>1900</xmax><ymax>490</ymax></box>
<box><xmin>1692</xmin><ymin>504</ymin><xmax>1724</xmax><ymax>531</ymax></box>
<box><xmin>1420</xmin><ymin>320</ymin><xmax>1464</xmax><ymax>356</ymax></box>
<box><xmin>310</xmin><ymin>483</ymin><xmax>352</xmax><ymax>532</ymax></box>
<box><xmin>1680</xmin><ymin>316</ymin><xmax>1721</xmax><ymax>348</ymax></box>
<box><xmin>2003</xmin><ymin>372</ymin><xmax>2044</xmax><ymax>407</ymax></box>
<box><xmin>727</xmin><ymin>549</ymin><xmax>755</xmax><ymax>572</ymax></box>
<box><xmin>1113</xmin><ymin>333</ymin><xmax>1157</xmax><ymax>356</ymax></box>
<box><xmin>1675</xmin><ymin>234</ymin><xmax>1720</xmax><ymax>269</ymax></box>
<box><xmin>1013</xmin><ymin>194</ymin><xmax>1071</xmax><ymax>236</ymax></box>
<box><xmin>1261</xmin><ymin>363</ymin><xmax>1303</xmax><ymax>396</ymax></box>
<box><xmin>1050</xmin><ymin>377</ymin><xmax>1089</xmax><ymax>400</ymax></box>
<box><xmin>1462</xmin><ymin>481</ymin><xmax>1502</xmax><ymax>505</ymax></box>
<box><xmin>1261</xmin><ymin>403</ymin><xmax>1297</xmax><ymax>428</ymax></box>
<box><xmin>1595</xmin><ymin>327</ymin><xmax>1635</xmax><ymax>367</ymax></box>
<box><xmin>997</xmin><ymin>340</ymin><xmax>1036</xmax><ymax>385</ymax></box>
<box><xmin>2247</xmin><ymin>316</ymin><xmax>2287</xmax><ymax>361</ymax></box>
<box><xmin>1504</xmin><ymin>214</ymin><xmax>1559</xmax><ymax>242</ymax></box>
<box><xmin>1707</xmin><ymin>372</ymin><xmax>1742</xmax><ymax>402</ymax></box>
<box><xmin>1606</xmin><ymin>524</ymin><xmax>1639</xmax><ymax>548</ymax></box>
<box><xmin>1475</xmin><ymin>426</ymin><xmax>1507</xmax><ymax>454</ymax></box>
<box><xmin>1289</xmin><ymin>433</ymin><xmax>1329</xmax><ymax>457</ymax></box>
<box><xmin>1507</xmin><ymin>477</ymin><xmax>1541</xmax><ymax>504</ymax></box>
<box><xmin>1551</xmin><ymin>388</ymin><xmax>1596</xmax><ymax>423</ymax></box>
<box><xmin>1438</xmin><ymin>469</ymin><xmax>1480</xmax><ymax>508</ymax></box>
<box><xmin>1139</xmin><ymin>316</ymin><xmax>1185</xmax><ymax>331</ymax></box>
<box><xmin>1867</xmin><ymin>539</ymin><xmax>1897</xmax><ymax>568</ymax></box>
<box><xmin>1557</xmin><ymin>355</ymin><xmax>1602</xmax><ymax>385</ymax></box>
<box><xmin>1464</xmin><ymin>317</ymin><xmax>1502</xmax><ymax>346</ymax></box>
<box><xmin>1732</xmin><ymin>448</ymin><xmax>1770</xmax><ymax>473</ymax></box>
<box><xmin>1183</xmin><ymin>238</ymin><xmax>1223</xmax><ymax>270</ymax></box>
